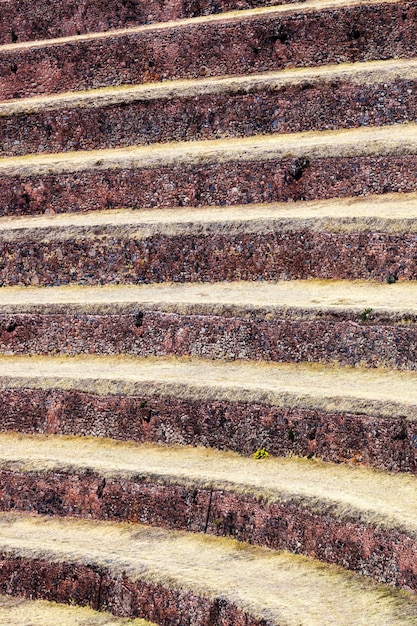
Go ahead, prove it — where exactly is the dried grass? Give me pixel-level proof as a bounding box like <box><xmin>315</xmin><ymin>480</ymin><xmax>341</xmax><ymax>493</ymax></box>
<box><xmin>1</xmin><ymin>122</ymin><xmax>417</xmax><ymax>178</ymax></box>
<box><xmin>0</xmin><ymin>594</ymin><xmax>156</xmax><ymax>625</ymax></box>
<box><xmin>0</xmin><ymin>513</ymin><xmax>416</xmax><ymax>626</ymax></box>
<box><xmin>2</xmin><ymin>58</ymin><xmax>417</xmax><ymax>116</ymax></box>
<box><xmin>1</xmin><ymin>354</ymin><xmax>417</xmax><ymax>420</ymax></box>
<box><xmin>1</xmin><ymin>277</ymin><xmax>417</xmax><ymax>321</ymax></box>
<box><xmin>1</xmin><ymin>192</ymin><xmax>417</xmax><ymax>242</ymax></box>
<box><xmin>1</xmin><ymin>432</ymin><xmax>416</xmax><ymax>535</ymax></box>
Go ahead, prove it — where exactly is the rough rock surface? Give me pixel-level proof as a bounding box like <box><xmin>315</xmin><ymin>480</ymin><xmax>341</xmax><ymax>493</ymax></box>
<box><xmin>0</xmin><ymin>387</ymin><xmax>416</xmax><ymax>472</ymax></box>
<box><xmin>3</xmin><ymin>79</ymin><xmax>417</xmax><ymax>156</ymax></box>
<box><xmin>0</xmin><ymin>469</ymin><xmax>416</xmax><ymax>590</ymax></box>
<box><xmin>1</xmin><ymin>2</ymin><xmax>417</xmax><ymax>100</ymax></box>
<box><xmin>2</xmin><ymin>311</ymin><xmax>417</xmax><ymax>371</ymax></box>
<box><xmin>1</xmin><ymin>230</ymin><xmax>417</xmax><ymax>284</ymax></box>
<box><xmin>0</xmin><ymin>0</ymin><xmax>281</xmax><ymax>45</ymax></box>
<box><xmin>0</xmin><ymin>556</ymin><xmax>263</xmax><ymax>626</ymax></box>
<box><xmin>3</xmin><ymin>155</ymin><xmax>417</xmax><ymax>216</ymax></box>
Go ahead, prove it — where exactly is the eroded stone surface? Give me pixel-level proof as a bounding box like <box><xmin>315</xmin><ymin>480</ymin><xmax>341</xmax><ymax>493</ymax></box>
<box><xmin>0</xmin><ymin>469</ymin><xmax>416</xmax><ymax>590</ymax></box>
<box><xmin>0</xmin><ymin>387</ymin><xmax>415</xmax><ymax>472</ymax></box>
<box><xmin>0</xmin><ymin>0</ymin><xmax>281</xmax><ymax>46</ymax></box>
<box><xmin>1</xmin><ymin>230</ymin><xmax>417</xmax><ymax>284</ymax></box>
<box><xmin>3</xmin><ymin>79</ymin><xmax>417</xmax><ymax>156</ymax></box>
<box><xmin>1</xmin><ymin>2</ymin><xmax>417</xmax><ymax>101</ymax></box>
<box><xmin>2</xmin><ymin>312</ymin><xmax>417</xmax><ymax>371</ymax></box>
<box><xmin>0</xmin><ymin>556</ymin><xmax>262</xmax><ymax>626</ymax></box>
<box><xmin>3</xmin><ymin>154</ymin><xmax>417</xmax><ymax>216</ymax></box>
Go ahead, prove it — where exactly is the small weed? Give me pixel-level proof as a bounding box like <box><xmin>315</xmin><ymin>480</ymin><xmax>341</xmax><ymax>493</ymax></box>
<box><xmin>253</xmin><ymin>447</ymin><xmax>269</xmax><ymax>459</ymax></box>
<box><xmin>387</xmin><ymin>273</ymin><xmax>398</xmax><ymax>284</ymax></box>
<box><xmin>288</xmin><ymin>429</ymin><xmax>295</xmax><ymax>442</ymax></box>
<box><xmin>360</xmin><ymin>307</ymin><xmax>373</xmax><ymax>323</ymax></box>
<box><xmin>213</xmin><ymin>518</ymin><xmax>222</xmax><ymax>527</ymax></box>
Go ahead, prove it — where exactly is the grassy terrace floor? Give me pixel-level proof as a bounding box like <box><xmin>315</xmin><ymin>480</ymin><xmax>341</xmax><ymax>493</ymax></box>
<box><xmin>0</xmin><ymin>594</ymin><xmax>156</xmax><ymax>625</ymax></box>
<box><xmin>1</xmin><ymin>278</ymin><xmax>417</xmax><ymax>319</ymax></box>
<box><xmin>1</xmin><ymin>192</ymin><xmax>417</xmax><ymax>239</ymax></box>
<box><xmin>1</xmin><ymin>433</ymin><xmax>416</xmax><ymax>533</ymax></box>
<box><xmin>2</xmin><ymin>354</ymin><xmax>417</xmax><ymax>420</ymax></box>
<box><xmin>2</xmin><ymin>57</ymin><xmax>417</xmax><ymax>115</ymax></box>
<box><xmin>2</xmin><ymin>123</ymin><xmax>417</xmax><ymax>177</ymax></box>
<box><xmin>0</xmin><ymin>513</ymin><xmax>417</xmax><ymax>626</ymax></box>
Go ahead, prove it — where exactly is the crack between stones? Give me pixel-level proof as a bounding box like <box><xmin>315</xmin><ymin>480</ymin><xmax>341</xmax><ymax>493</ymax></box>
<box><xmin>204</xmin><ymin>488</ymin><xmax>213</xmax><ymax>534</ymax></box>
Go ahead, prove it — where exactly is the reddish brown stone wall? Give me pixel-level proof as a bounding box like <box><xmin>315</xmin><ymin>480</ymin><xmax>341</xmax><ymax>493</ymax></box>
<box><xmin>0</xmin><ymin>555</ymin><xmax>267</xmax><ymax>625</ymax></box>
<box><xmin>208</xmin><ymin>493</ymin><xmax>417</xmax><ymax>591</ymax></box>
<box><xmin>0</xmin><ymin>0</ymin><xmax>280</xmax><ymax>46</ymax></box>
<box><xmin>0</xmin><ymin>471</ymin><xmax>416</xmax><ymax>590</ymax></box>
<box><xmin>0</xmin><ymin>388</ymin><xmax>416</xmax><ymax>472</ymax></box>
<box><xmin>1</xmin><ymin>2</ymin><xmax>416</xmax><ymax>100</ymax></box>
<box><xmin>2</xmin><ymin>155</ymin><xmax>417</xmax><ymax>217</ymax></box>
<box><xmin>1</xmin><ymin>231</ymin><xmax>417</xmax><ymax>285</ymax></box>
<box><xmin>3</xmin><ymin>79</ymin><xmax>417</xmax><ymax>156</ymax></box>
<box><xmin>0</xmin><ymin>557</ymin><xmax>102</xmax><ymax>609</ymax></box>
<box><xmin>0</xmin><ymin>470</ymin><xmax>211</xmax><ymax>531</ymax></box>
<box><xmin>2</xmin><ymin>311</ymin><xmax>417</xmax><ymax>370</ymax></box>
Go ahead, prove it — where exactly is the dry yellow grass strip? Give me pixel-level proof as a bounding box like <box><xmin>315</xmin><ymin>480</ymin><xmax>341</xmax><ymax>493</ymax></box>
<box><xmin>1</xmin><ymin>354</ymin><xmax>417</xmax><ymax>420</ymax></box>
<box><xmin>1</xmin><ymin>57</ymin><xmax>417</xmax><ymax>115</ymax></box>
<box><xmin>1</xmin><ymin>122</ymin><xmax>417</xmax><ymax>177</ymax></box>
<box><xmin>1</xmin><ymin>432</ymin><xmax>417</xmax><ymax>534</ymax></box>
<box><xmin>0</xmin><ymin>594</ymin><xmax>156</xmax><ymax>625</ymax></box>
<box><xmin>0</xmin><ymin>513</ymin><xmax>416</xmax><ymax>626</ymax></box>
<box><xmin>1</xmin><ymin>191</ymin><xmax>417</xmax><ymax>240</ymax></box>
<box><xmin>0</xmin><ymin>0</ymin><xmax>399</xmax><ymax>53</ymax></box>
<box><xmin>1</xmin><ymin>278</ymin><xmax>417</xmax><ymax>319</ymax></box>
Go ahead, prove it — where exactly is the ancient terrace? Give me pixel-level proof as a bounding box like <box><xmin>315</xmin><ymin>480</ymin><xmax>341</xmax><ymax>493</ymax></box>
<box><xmin>0</xmin><ymin>0</ymin><xmax>417</xmax><ymax>623</ymax></box>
